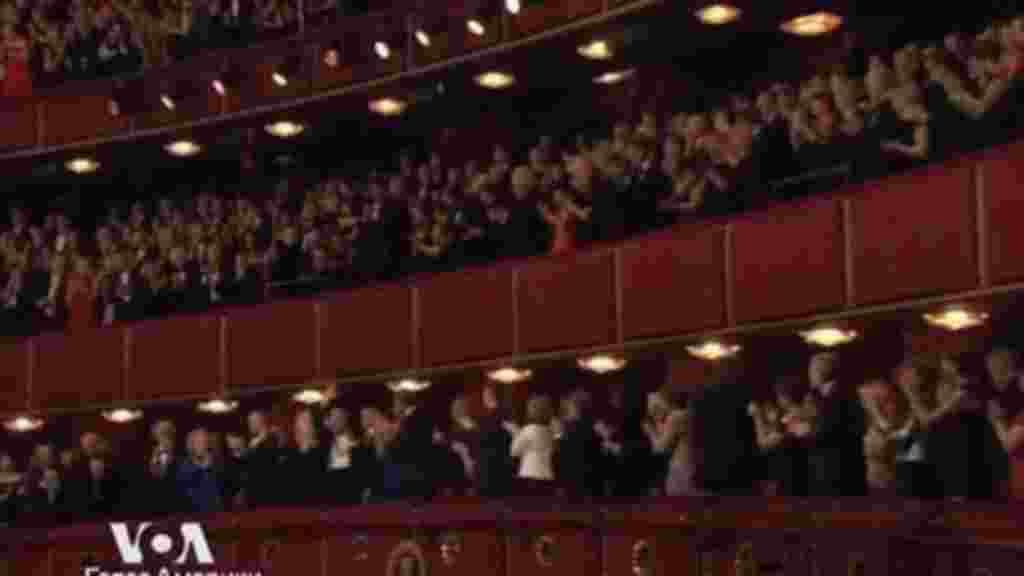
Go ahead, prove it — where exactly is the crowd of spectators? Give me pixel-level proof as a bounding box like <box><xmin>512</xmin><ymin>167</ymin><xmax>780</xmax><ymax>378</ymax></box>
<box><xmin>2</xmin><ymin>15</ymin><xmax>1023</xmax><ymax>337</ymax></box>
<box><xmin>0</xmin><ymin>346</ymin><xmax>1021</xmax><ymax>528</ymax></box>
<box><xmin>0</xmin><ymin>0</ymin><xmax>365</xmax><ymax>94</ymax></box>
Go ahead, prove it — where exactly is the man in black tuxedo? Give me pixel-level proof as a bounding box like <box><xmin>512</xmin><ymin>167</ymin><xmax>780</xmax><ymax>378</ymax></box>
<box><xmin>690</xmin><ymin>359</ymin><xmax>756</xmax><ymax>495</ymax></box>
<box><xmin>245</xmin><ymin>410</ymin><xmax>282</xmax><ymax>508</ymax></box>
<box><xmin>475</xmin><ymin>384</ymin><xmax>514</xmax><ymax>499</ymax></box>
<box><xmin>390</xmin><ymin>390</ymin><xmax>435</xmax><ymax>500</ymax></box>
<box><xmin>623</xmin><ymin>136</ymin><xmax>669</xmax><ymax>235</ymax></box>
<box><xmin>806</xmin><ymin>352</ymin><xmax>867</xmax><ymax>497</ymax></box>
<box><xmin>555</xmin><ymin>389</ymin><xmax>605</xmax><ymax>500</ymax></box>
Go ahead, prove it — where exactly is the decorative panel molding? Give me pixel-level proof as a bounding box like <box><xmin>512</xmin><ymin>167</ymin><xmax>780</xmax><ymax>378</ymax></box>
<box><xmin>321</xmin><ymin>285</ymin><xmax>413</xmax><ymax>376</ymax></box>
<box><xmin>227</xmin><ymin>300</ymin><xmax>317</xmax><ymax>390</ymax></box>
<box><xmin>32</xmin><ymin>328</ymin><xmax>123</xmax><ymax>410</ymax></box>
<box><xmin>981</xmin><ymin>140</ymin><xmax>1024</xmax><ymax>284</ymax></box>
<box><xmin>126</xmin><ymin>315</ymin><xmax>221</xmax><ymax>401</ymax></box>
<box><xmin>419</xmin><ymin>267</ymin><xmax>516</xmax><ymax>366</ymax></box>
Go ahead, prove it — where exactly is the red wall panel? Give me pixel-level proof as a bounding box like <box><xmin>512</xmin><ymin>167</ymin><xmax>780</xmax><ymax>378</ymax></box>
<box><xmin>126</xmin><ymin>315</ymin><xmax>221</xmax><ymax>401</ymax></box>
<box><xmin>850</xmin><ymin>160</ymin><xmax>977</xmax><ymax>305</ymax></box>
<box><xmin>0</xmin><ymin>100</ymin><xmax>37</xmax><ymax>150</ymax></box>
<box><xmin>519</xmin><ymin>250</ymin><xmax>616</xmax><ymax>354</ymax></box>
<box><xmin>419</xmin><ymin>267</ymin><xmax>516</xmax><ymax>366</ymax></box>
<box><xmin>42</xmin><ymin>93</ymin><xmax>129</xmax><ymax>146</ymax></box>
<box><xmin>733</xmin><ymin>197</ymin><xmax>845</xmax><ymax>322</ymax></box>
<box><xmin>0</xmin><ymin>340</ymin><xmax>29</xmax><ymax>413</ymax></box>
<box><xmin>32</xmin><ymin>328</ymin><xmax>124</xmax><ymax>410</ymax></box>
<box><xmin>228</xmin><ymin>300</ymin><xmax>317</xmax><ymax>390</ymax></box>
<box><xmin>8</xmin><ymin>543</ymin><xmax>49</xmax><ymax>576</ymax></box>
<box><xmin>981</xmin><ymin>140</ymin><xmax>1024</xmax><ymax>284</ymax></box>
<box><xmin>620</xmin><ymin>227</ymin><xmax>725</xmax><ymax>339</ymax></box>
<box><xmin>321</xmin><ymin>285</ymin><xmax>413</xmax><ymax>377</ymax></box>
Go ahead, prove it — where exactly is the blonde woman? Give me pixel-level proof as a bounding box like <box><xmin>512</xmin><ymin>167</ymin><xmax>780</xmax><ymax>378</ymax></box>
<box><xmin>510</xmin><ymin>394</ymin><xmax>556</xmax><ymax>496</ymax></box>
<box><xmin>643</xmin><ymin>387</ymin><xmax>693</xmax><ymax>496</ymax></box>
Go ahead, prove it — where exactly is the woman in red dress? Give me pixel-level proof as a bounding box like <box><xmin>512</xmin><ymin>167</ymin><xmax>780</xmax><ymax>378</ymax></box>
<box><xmin>64</xmin><ymin>256</ymin><xmax>98</xmax><ymax>332</ymax></box>
<box><xmin>1</xmin><ymin>20</ymin><xmax>32</xmax><ymax>98</ymax></box>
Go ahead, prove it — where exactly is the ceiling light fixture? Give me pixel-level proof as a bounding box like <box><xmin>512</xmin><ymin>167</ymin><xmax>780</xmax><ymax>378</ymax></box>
<box><xmin>923</xmin><ymin>306</ymin><xmax>989</xmax><ymax>332</ymax></box>
<box><xmin>577</xmin><ymin>354</ymin><xmax>627</xmax><ymax>374</ymax></box>
<box><xmin>780</xmin><ymin>12</ymin><xmax>843</xmax><ymax>37</ymax></box>
<box><xmin>164</xmin><ymin>140</ymin><xmax>202</xmax><ymax>158</ymax></box>
<box><xmin>160</xmin><ymin>94</ymin><xmax>175</xmax><ymax>111</ymax></box>
<box><xmin>695</xmin><ymin>4</ymin><xmax>741</xmax><ymax>25</ymax></box>
<box><xmin>265</xmin><ymin>121</ymin><xmax>306</xmax><ymax>138</ymax></box>
<box><xmin>374</xmin><ymin>41</ymin><xmax>391</xmax><ymax>60</ymax></box>
<box><xmin>686</xmin><ymin>340</ymin><xmax>741</xmax><ymax>361</ymax></box>
<box><xmin>467</xmin><ymin>19</ymin><xmax>486</xmax><ymax>36</ymax></box>
<box><xmin>594</xmin><ymin>69</ymin><xmax>635</xmax><ymax>85</ymax></box>
<box><xmin>577</xmin><ymin>39</ymin><xmax>613</xmax><ymax>60</ymax></box>
<box><xmin>474</xmin><ymin>71</ymin><xmax>515</xmax><ymax>89</ymax></box>
<box><xmin>369</xmin><ymin>97</ymin><xmax>407</xmax><ymax>116</ymax></box>
<box><xmin>66</xmin><ymin>157</ymin><xmax>99</xmax><ymax>174</ymax></box>
<box><xmin>102</xmin><ymin>408</ymin><xmax>143</xmax><ymax>424</ymax></box>
<box><xmin>292</xmin><ymin>389</ymin><xmax>328</xmax><ymax>405</ymax></box>
<box><xmin>505</xmin><ymin>0</ymin><xmax>521</xmax><ymax>14</ymax></box>
<box><xmin>3</xmin><ymin>415</ymin><xmax>43</xmax><ymax>433</ymax></box>
<box><xmin>415</xmin><ymin>29</ymin><xmax>431</xmax><ymax>47</ymax></box>
<box><xmin>211</xmin><ymin>79</ymin><xmax>226</xmax><ymax>96</ymax></box>
<box><xmin>197</xmin><ymin>398</ymin><xmax>238</xmax><ymax>414</ymax></box>
<box><xmin>272</xmin><ymin>72</ymin><xmax>288</xmax><ymax>87</ymax></box>
<box><xmin>323</xmin><ymin>48</ymin><xmax>340</xmax><ymax>68</ymax></box>
<box><xmin>487</xmin><ymin>367</ymin><xmax>533</xmax><ymax>384</ymax></box>
<box><xmin>799</xmin><ymin>326</ymin><xmax>858</xmax><ymax>348</ymax></box>
<box><xmin>387</xmin><ymin>378</ymin><xmax>432</xmax><ymax>392</ymax></box>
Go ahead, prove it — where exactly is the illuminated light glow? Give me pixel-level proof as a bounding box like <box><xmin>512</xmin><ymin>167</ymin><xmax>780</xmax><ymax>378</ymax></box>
<box><xmin>686</xmin><ymin>340</ymin><xmax>741</xmax><ymax>361</ymax></box>
<box><xmin>212</xmin><ymin>79</ymin><xmax>226</xmax><ymax>95</ymax></box>
<box><xmin>323</xmin><ymin>48</ymin><xmax>340</xmax><ymax>68</ymax></box>
<box><xmin>369</xmin><ymin>98</ymin><xmax>408</xmax><ymax>116</ymax></box>
<box><xmin>923</xmin><ymin>307</ymin><xmax>989</xmax><ymax>332</ymax></box>
<box><xmin>374</xmin><ymin>41</ymin><xmax>391</xmax><ymax>60</ymax></box>
<box><xmin>387</xmin><ymin>379</ymin><xmax>432</xmax><ymax>392</ymax></box>
<box><xmin>66</xmin><ymin>157</ymin><xmax>99</xmax><ymax>174</ymax></box>
<box><xmin>577</xmin><ymin>40</ymin><xmax>613</xmax><ymax>60</ymax></box>
<box><xmin>160</xmin><ymin>94</ymin><xmax>175</xmax><ymax>111</ymax></box>
<box><xmin>293</xmin><ymin>389</ymin><xmax>328</xmax><ymax>405</ymax></box>
<box><xmin>780</xmin><ymin>12</ymin><xmax>843</xmax><ymax>37</ymax></box>
<box><xmin>103</xmin><ymin>408</ymin><xmax>143</xmax><ymax>424</ymax></box>
<box><xmin>164</xmin><ymin>140</ymin><xmax>202</xmax><ymax>157</ymax></box>
<box><xmin>197</xmin><ymin>398</ymin><xmax>238</xmax><ymax>414</ymax></box>
<box><xmin>467</xmin><ymin>19</ymin><xmax>486</xmax><ymax>36</ymax></box>
<box><xmin>415</xmin><ymin>29</ymin><xmax>431</xmax><ymax>47</ymax></box>
<box><xmin>272</xmin><ymin>72</ymin><xmax>288</xmax><ymax>87</ymax></box>
<box><xmin>4</xmin><ymin>415</ymin><xmax>43</xmax><ymax>433</ymax></box>
<box><xmin>577</xmin><ymin>354</ymin><xmax>627</xmax><ymax>374</ymax></box>
<box><xmin>474</xmin><ymin>71</ymin><xmax>515</xmax><ymax>89</ymax></box>
<box><xmin>108</xmin><ymin>99</ymin><xmax>120</xmax><ymax>117</ymax></box>
<box><xmin>593</xmin><ymin>68</ymin><xmax>635</xmax><ymax>85</ymax></box>
<box><xmin>265</xmin><ymin>121</ymin><xmax>306</xmax><ymax>138</ymax></box>
<box><xmin>505</xmin><ymin>0</ymin><xmax>521</xmax><ymax>14</ymax></box>
<box><xmin>487</xmin><ymin>367</ymin><xmax>533</xmax><ymax>383</ymax></box>
<box><xmin>799</xmin><ymin>326</ymin><xmax>858</xmax><ymax>348</ymax></box>
<box><xmin>695</xmin><ymin>4</ymin><xmax>741</xmax><ymax>25</ymax></box>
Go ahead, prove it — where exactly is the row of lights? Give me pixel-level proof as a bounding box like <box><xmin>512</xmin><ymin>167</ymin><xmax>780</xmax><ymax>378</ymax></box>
<box><xmin>0</xmin><ymin>306</ymin><xmax>988</xmax><ymax>433</ymax></box>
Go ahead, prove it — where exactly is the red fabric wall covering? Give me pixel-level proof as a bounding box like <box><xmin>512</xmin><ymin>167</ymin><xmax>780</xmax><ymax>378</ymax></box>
<box><xmin>320</xmin><ymin>285</ymin><xmax>414</xmax><ymax>377</ymax></box>
<box><xmin>619</xmin><ymin>226</ymin><xmax>726</xmax><ymax>340</ymax></box>
<box><xmin>732</xmin><ymin>197</ymin><xmax>846</xmax><ymax>323</ymax></box>
<box><xmin>518</xmin><ymin>250</ymin><xmax>617</xmax><ymax>354</ymax></box>
<box><xmin>126</xmin><ymin>315</ymin><xmax>222</xmax><ymax>401</ymax></box>
<box><xmin>31</xmin><ymin>328</ymin><xmax>124</xmax><ymax>411</ymax></box>
<box><xmin>850</xmin><ymin>160</ymin><xmax>978</xmax><ymax>306</ymax></box>
<box><xmin>0</xmin><ymin>100</ymin><xmax>38</xmax><ymax>149</ymax></box>
<box><xmin>419</xmin><ymin>266</ymin><xmax>517</xmax><ymax>366</ymax></box>
<box><xmin>0</xmin><ymin>340</ymin><xmax>29</xmax><ymax>412</ymax></box>
<box><xmin>227</xmin><ymin>300</ymin><xmax>317</xmax><ymax>390</ymax></box>
<box><xmin>41</xmin><ymin>93</ymin><xmax>130</xmax><ymax>146</ymax></box>
<box><xmin>981</xmin><ymin>141</ymin><xmax>1024</xmax><ymax>285</ymax></box>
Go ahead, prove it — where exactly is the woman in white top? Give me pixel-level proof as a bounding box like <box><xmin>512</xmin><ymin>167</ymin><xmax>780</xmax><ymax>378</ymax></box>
<box><xmin>509</xmin><ymin>394</ymin><xmax>556</xmax><ymax>496</ymax></box>
<box><xmin>643</xmin><ymin>387</ymin><xmax>693</xmax><ymax>496</ymax></box>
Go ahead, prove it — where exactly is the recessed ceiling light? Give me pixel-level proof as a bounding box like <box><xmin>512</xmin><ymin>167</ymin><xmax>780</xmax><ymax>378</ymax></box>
<box><xmin>696</xmin><ymin>4</ymin><xmax>741</xmax><ymax>25</ymax></box>
<box><xmin>265</xmin><ymin>121</ymin><xmax>305</xmax><ymax>138</ymax></box>
<box><xmin>474</xmin><ymin>71</ymin><xmax>515</xmax><ymax>89</ymax></box>
<box><xmin>102</xmin><ymin>408</ymin><xmax>143</xmax><ymax>423</ymax></box>
<box><xmin>594</xmin><ymin>69</ymin><xmax>635</xmax><ymax>85</ymax></box>
<box><xmin>4</xmin><ymin>415</ymin><xmax>43</xmax><ymax>433</ymax></box>
<box><xmin>374</xmin><ymin>41</ymin><xmax>391</xmax><ymax>60</ymax></box>
<box><xmin>293</xmin><ymin>389</ymin><xmax>328</xmax><ymax>405</ymax></box>
<box><xmin>164</xmin><ymin>140</ymin><xmax>202</xmax><ymax>157</ymax></box>
<box><xmin>211</xmin><ymin>79</ymin><xmax>226</xmax><ymax>95</ymax></box>
<box><xmin>197</xmin><ymin>398</ymin><xmax>238</xmax><ymax>414</ymax></box>
<box><xmin>923</xmin><ymin>306</ymin><xmax>988</xmax><ymax>332</ymax></box>
<box><xmin>686</xmin><ymin>340</ymin><xmax>741</xmax><ymax>361</ymax></box>
<box><xmin>323</xmin><ymin>48</ymin><xmax>340</xmax><ymax>68</ymax></box>
<box><xmin>505</xmin><ymin>0</ymin><xmax>521</xmax><ymax>14</ymax></box>
<box><xmin>578</xmin><ymin>40</ymin><xmax>613</xmax><ymax>60</ymax></box>
<box><xmin>66</xmin><ymin>157</ymin><xmax>99</xmax><ymax>174</ymax></box>
<box><xmin>781</xmin><ymin>12</ymin><xmax>843</xmax><ymax>37</ymax></box>
<box><xmin>415</xmin><ymin>29</ymin><xmax>431</xmax><ymax>47</ymax></box>
<box><xmin>387</xmin><ymin>378</ymin><xmax>432</xmax><ymax>392</ymax></box>
<box><xmin>467</xmin><ymin>19</ymin><xmax>486</xmax><ymax>36</ymax></box>
<box><xmin>577</xmin><ymin>354</ymin><xmax>627</xmax><ymax>374</ymax></box>
<box><xmin>799</xmin><ymin>326</ymin><xmax>858</xmax><ymax>348</ymax></box>
<box><xmin>160</xmin><ymin>94</ymin><xmax>175</xmax><ymax>111</ymax></box>
<box><xmin>487</xmin><ymin>367</ymin><xmax>533</xmax><ymax>383</ymax></box>
<box><xmin>369</xmin><ymin>97</ymin><xmax>407</xmax><ymax>116</ymax></box>
<box><xmin>272</xmin><ymin>72</ymin><xmax>288</xmax><ymax>87</ymax></box>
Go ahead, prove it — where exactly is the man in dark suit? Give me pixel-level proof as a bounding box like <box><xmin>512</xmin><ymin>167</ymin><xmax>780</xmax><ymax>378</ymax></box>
<box><xmin>623</xmin><ymin>136</ymin><xmax>669</xmax><ymax>235</ymax></box>
<box><xmin>806</xmin><ymin>352</ymin><xmax>868</xmax><ymax>497</ymax></box>
<box><xmin>475</xmin><ymin>384</ymin><xmax>514</xmax><ymax>499</ymax></box>
<box><xmin>245</xmin><ymin>410</ymin><xmax>282</xmax><ymax>508</ymax></box>
<box><xmin>690</xmin><ymin>359</ymin><xmax>756</xmax><ymax>495</ymax></box>
<box><xmin>555</xmin><ymin>389</ymin><xmax>605</xmax><ymax>500</ymax></box>
<box><xmin>390</xmin><ymin>390</ymin><xmax>435</xmax><ymax>500</ymax></box>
